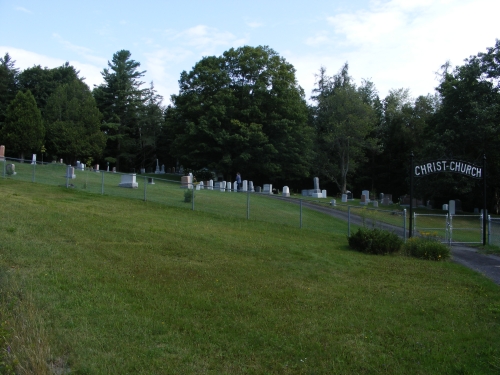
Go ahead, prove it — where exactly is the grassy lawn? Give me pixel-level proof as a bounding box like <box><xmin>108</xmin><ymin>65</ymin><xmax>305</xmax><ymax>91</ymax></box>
<box><xmin>1</xmin><ymin>179</ymin><xmax>500</xmax><ymax>374</ymax></box>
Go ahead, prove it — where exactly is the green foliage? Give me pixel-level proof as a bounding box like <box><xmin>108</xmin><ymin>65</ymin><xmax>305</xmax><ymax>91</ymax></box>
<box><xmin>403</xmin><ymin>236</ymin><xmax>451</xmax><ymax>261</ymax></box>
<box><xmin>166</xmin><ymin>45</ymin><xmax>313</xmax><ymax>182</ymax></box>
<box><xmin>194</xmin><ymin>169</ymin><xmax>215</xmax><ymax>181</ymax></box>
<box><xmin>93</xmin><ymin>50</ymin><xmax>149</xmax><ymax>172</ymax></box>
<box><xmin>183</xmin><ymin>188</ymin><xmax>192</xmax><ymax>202</ymax></box>
<box><xmin>311</xmin><ymin>64</ymin><xmax>378</xmax><ymax>193</ymax></box>
<box><xmin>1</xmin><ymin>90</ymin><xmax>44</xmax><ymax>158</ymax></box>
<box><xmin>44</xmin><ymin>80</ymin><xmax>106</xmax><ymax>164</ymax></box>
<box><xmin>348</xmin><ymin>227</ymin><xmax>403</xmax><ymax>255</ymax></box>
<box><xmin>0</xmin><ymin>53</ymin><xmax>19</xmax><ymax>125</ymax></box>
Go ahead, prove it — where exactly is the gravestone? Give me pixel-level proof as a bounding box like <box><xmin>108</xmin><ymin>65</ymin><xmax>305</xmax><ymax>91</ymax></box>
<box><xmin>242</xmin><ymin>180</ymin><xmax>248</xmax><ymax>192</ymax></box>
<box><xmin>282</xmin><ymin>186</ymin><xmax>290</xmax><ymax>197</ymax></box>
<box><xmin>373</xmin><ymin>201</ymin><xmax>378</xmax><ymax>208</ymax></box>
<box><xmin>248</xmin><ymin>181</ymin><xmax>254</xmax><ymax>192</ymax></box>
<box><xmin>263</xmin><ymin>184</ymin><xmax>272</xmax><ymax>194</ymax></box>
<box><xmin>255</xmin><ymin>186</ymin><xmax>262</xmax><ymax>193</ymax></box>
<box><xmin>455</xmin><ymin>199</ymin><xmax>462</xmax><ymax>212</ymax></box>
<box><xmin>379</xmin><ymin>193</ymin><xmax>384</xmax><ymax>201</ymax></box>
<box><xmin>227</xmin><ymin>182</ymin><xmax>232</xmax><ymax>192</ymax></box>
<box><xmin>448</xmin><ymin>200</ymin><xmax>456</xmax><ymax>215</ymax></box>
<box><xmin>301</xmin><ymin>189</ymin><xmax>309</xmax><ymax>196</ymax></box>
<box><xmin>346</xmin><ymin>191</ymin><xmax>353</xmax><ymax>200</ymax></box>
<box><xmin>112</xmin><ymin>167</ymin><xmax>116</xmax><ymax>173</ymax></box>
<box><xmin>0</xmin><ymin>145</ymin><xmax>5</xmax><ymax>160</ymax></box>
<box><xmin>60</xmin><ymin>158</ymin><xmax>63</xmax><ymax>164</ymax></box>
<box><xmin>330</xmin><ymin>199</ymin><xmax>336</xmax><ymax>206</ymax></box>
<box><xmin>148</xmin><ymin>177</ymin><xmax>155</xmax><ymax>184</ymax></box>
<box><xmin>341</xmin><ymin>194</ymin><xmax>347</xmax><ymax>203</ymax></box>
<box><xmin>233</xmin><ymin>181</ymin><xmax>237</xmax><ymax>192</ymax></box>
<box><xmin>196</xmin><ymin>183</ymin><xmax>201</xmax><ymax>190</ymax></box>
<box><xmin>181</xmin><ymin>175</ymin><xmax>192</xmax><ymax>189</ymax></box>
<box><xmin>362</xmin><ymin>190</ymin><xmax>370</xmax><ymax>203</ymax></box>
<box><xmin>312</xmin><ymin>177</ymin><xmax>322</xmax><ymax>198</ymax></box>
<box><xmin>221</xmin><ymin>181</ymin><xmax>226</xmax><ymax>192</ymax></box>
<box><xmin>209</xmin><ymin>179</ymin><xmax>213</xmax><ymax>190</ymax></box>
<box><xmin>199</xmin><ymin>181</ymin><xmax>204</xmax><ymax>189</ymax></box>
<box><xmin>118</xmin><ymin>174</ymin><xmax>138</xmax><ymax>188</ymax></box>
<box><xmin>140</xmin><ymin>168</ymin><xmax>145</xmax><ymax>174</ymax></box>
<box><xmin>155</xmin><ymin>160</ymin><xmax>161</xmax><ymax>174</ymax></box>
<box><xmin>214</xmin><ymin>181</ymin><xmax>220</xmax><ymax>190</ymax></box>
<box><xmin>382</xmin><ymin>197</ymin><xmax>390</xmax><ymax>205</ymax></box>
<box><xmin>385</xmin><ymin>194</ymin><xmax>393</xmax><ymax>204</ymax></box>
<box><xmin>360</xmin><ymin>194</ymin><xmax>367</xmax><ymax>205</ymax></box>
<box><xmin>66</xmin><ymin>166</ymin><xmax>76</xmax><ymax>179</ymax></box>
<box><xmin>442</xmin><ymin>204</ymin><xmax>448</xmax><ymax>211</ymax></box>
<box><xmin>31</xmin><ymin>154</ymin><xmax>36</xmax><ymax>164</ymax></box>
<box><xmin>95</xmin><ymin>164</ymin><xmax>99</xmax><ymax>172</ymax></box>
<box><xmin>322</xmin><ymin>190</ymin><xmax>327</xmax><ymax>198</ymax></box>
<box><xmin>161</xmin><ymin>164</ymin><xmax>165</xmax><ymax>173</ymax></box>
<box><xmin>6</xmin><ymin>163</ymin><xmax>16</xmax><ymax>175</ymax></box>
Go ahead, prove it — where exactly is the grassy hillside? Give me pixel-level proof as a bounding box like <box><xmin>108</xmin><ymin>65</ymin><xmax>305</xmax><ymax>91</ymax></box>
<box><xmin>0</xmin><ymin>179</ymin><xmax>499</xmax><ymax>374</ymax></box>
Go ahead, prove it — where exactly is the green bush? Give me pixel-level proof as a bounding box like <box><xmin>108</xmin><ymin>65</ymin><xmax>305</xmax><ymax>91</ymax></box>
<box><xmin>403</xmin><ymin>236</ymin><xmax>450</xmax><ymax>261</ymax></box>
<box><xmin>348</xmin><ymin>228</ymin><xmax>403</xmax><ymax>255</ymax></box>
<box><xmin>183</xmin><ymin>189</ymin><xmax>192</xmax><ymax>203</ymax></box>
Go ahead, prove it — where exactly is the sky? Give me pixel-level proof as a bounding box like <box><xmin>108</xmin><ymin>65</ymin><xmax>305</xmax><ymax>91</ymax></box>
<box><xmin>0</xmin><ymin>0</ymin><xmax>498</xmax><ymax>105</ymax></box>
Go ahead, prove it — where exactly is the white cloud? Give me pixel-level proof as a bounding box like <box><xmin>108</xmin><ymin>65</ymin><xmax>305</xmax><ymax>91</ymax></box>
<box><xmin>15</xmin><ymin>6</ymin><xmax>32</xmax><ymax>14</ymax></box>
<box><xmin>0</xmin><ymin>46</ymin><xmax>103</xmax><ymax>89</ymax></box>
<box><xmin>52</xmin><ymin>34</ymin><xmax>108</xmax><ymax>66</ymax></box>
<box><xmin>172</xmin><ymin>25</ymin><xmax>248</xmax><ymax>55</ymax></box>
<box><xmin>300</xmin><ymin>0</ymin><xmax>500</xmax><ymax>100</ymax></box>
<box><xmin>246</xmin><ymin>21</ymin><xmax>263</xmax><ymax>28</ymax></box>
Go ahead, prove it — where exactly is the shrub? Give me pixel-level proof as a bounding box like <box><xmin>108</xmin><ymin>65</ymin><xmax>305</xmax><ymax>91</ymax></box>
<box><xmin>195</xmin><ymin>169</ymin><xmax>215</xmax><ymax>182</ymax></box>
<box><xmin>403</xmin><ymin>236</ymin><xmax>450</xmax><ymax>261</ymax></box>
<box><xmin>184</xmin><ymin>189</ymin><xmax>192</xmax><ymax>203</ymax></box>
<box><xmin>348</xmin><ymin>228</ymin><xmax>403</xmax><ymax>255</ymax></box>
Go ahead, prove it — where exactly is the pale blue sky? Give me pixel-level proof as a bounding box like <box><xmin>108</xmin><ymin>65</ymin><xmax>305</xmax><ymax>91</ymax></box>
<box><xmin>1</xmin><ymin>0</ymin><xmax>498</xmax><ymax>104</ymax></box>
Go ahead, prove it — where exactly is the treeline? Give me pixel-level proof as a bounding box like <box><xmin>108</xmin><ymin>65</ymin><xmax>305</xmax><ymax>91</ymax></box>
<box><xmin>0</xmin><ymin>42</ymin><xmax>499</xmax><ymax>212</ymax></box>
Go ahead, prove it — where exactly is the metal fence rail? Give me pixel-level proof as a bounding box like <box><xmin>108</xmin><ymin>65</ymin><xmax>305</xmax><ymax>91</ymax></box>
<box><xmin>2</xmin><ymin>157</ymin><xmax>497</xmax><ymax>244</ymax></box>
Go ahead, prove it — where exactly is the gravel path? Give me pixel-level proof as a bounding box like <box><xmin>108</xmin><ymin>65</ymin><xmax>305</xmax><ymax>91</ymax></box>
<box><xmin>271</xmin><ymin>195</ymin><xmax>500</xmax><ymax>286</ymax></box>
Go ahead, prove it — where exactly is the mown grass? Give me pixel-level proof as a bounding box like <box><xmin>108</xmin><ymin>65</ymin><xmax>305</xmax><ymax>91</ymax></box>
<box><xmin>1</xmin><ymin>178</ymin><xmax>499</xmax><ymax>374</ymax></box>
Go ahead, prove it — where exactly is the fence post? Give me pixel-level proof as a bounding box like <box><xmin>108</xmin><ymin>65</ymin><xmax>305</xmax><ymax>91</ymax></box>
<box><xmin>488</xmin><ymin>214</ymin><xmax>491</xmax><ymax>245</ymax></box>
<box><xmin>300</xmin><ymin>199</ymin><xmax>303</xmax><ymax>229</ymax></box>
<box><xmin>247</xmin><ymin>190</ymin><xmax>250</xmax><ymax>219</ymax></box>
<box><xmin>403</xmin><ymin>209</ymin><xmax>407</xmax><ymax>242</ymax></box>
<box><xmin>144</xmin><ymin>176</ymin><xmax>147</xmax><ymax>201</ymax></box>
<box><xmin>348</xmin><ymin>206</ymin><xmax>351</xmax><ymax>237</ymax></box>
<box><xmin>192</xmin><ymin>185</ymin><xmax>195</xmax><ymax>211</ymax></box>
<box><xmin>101</xmin><ymin>172</ymin><xmax>104</xmax><ymax>195</ymax></box>
<box><xmin>2</xmin><ymin>158</ymin><xmax>5</xmax><ymax>178</ymax></box>
<box><xmin>32</xmin><ymin>162</ymin><xmax>36</xmax><ymax>182</ymax></box>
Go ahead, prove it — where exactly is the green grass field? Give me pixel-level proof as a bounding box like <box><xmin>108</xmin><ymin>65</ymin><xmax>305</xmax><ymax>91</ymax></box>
<box><xmin>1</xmin><ymin>178</ymin><xmax>499</xmax><ymax>374</ymax></box>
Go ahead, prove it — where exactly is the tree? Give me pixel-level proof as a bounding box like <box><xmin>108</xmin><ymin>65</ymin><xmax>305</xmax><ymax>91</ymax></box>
<box><xmin>166</xmin><ymin>45</ymin><xmax>312</xmax><ymax>183</ymax></box>
<box><xmin>18</xmin><ymin>62</ymin><xmax>81</xmax><ymax>114</ymax></box>
<box><xmin>311</xmin><ymin>64</ymin><xmax>377</xmax><ymax>194</ymax></box>
<box><xmin>137</xmin><ymin>82</ymin><xmax>165</xmax><ymax>170</ymax></box>
<box><xmin>44</xmin><ymin>80</ymin><xmax>106</xmax><ymax>164</ymax></box>
<box><xmin>94</xmin><ymin>50</ymin><xmax>146</xmax><ymax>172</ymax></box>
<box><xmin>430</xmin><ymin>40</ymin><xmax>500</xmax><ymax>211</ymax></box>
<box><xmin>0</xmin><ymin>53</ymin><xmax>19</xmax><ymax>125</ymax></box>
<box><xmin>1</xmin><ymin>90</ymin><xmax>44</xmax><ymax>159</ymax></box>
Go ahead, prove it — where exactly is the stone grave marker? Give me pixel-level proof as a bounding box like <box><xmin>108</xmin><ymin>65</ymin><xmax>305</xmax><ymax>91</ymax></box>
<box><xmin>6</xmin><ymin>163</ymin><xmax>16</xmax><ymax>175</ymax></box>
<box><xmin>248</xmin><ymin>181</ymin><xmax>254</xmax><ymax>192</ymax></box>
<box><xmin>448</xmin><ymin>200</ymin><xmax>456</xmax><ymax>215</ymax></box>
<box><xmin>263</xmin><ymin>184</ymin><xmax>272</xmax><ymax>194</ymax></box>
<box><xmin>341</xmin><ymin>194</ymin><xmax>347</xmax><ymax>203</ymax></box>
<box><xmin>242</xmin><ymin>180</ymin><xmax>248</xmax><ymax>192</ymax></box>
<box><xmin>66</xmin><ymin>166</ymin><xmax>76</xmax><ymax>179</ymax></box>
<box><xmin>255</xmin><ymin>186</ymin><xmax>261</xmax><ymax>193</ymax></box>
<box><xmin>442</xmin><ymin>204</ymin><xmax>448</xmax><ymax>211</ymax></box>
<box><xmin>148</xmin><ymin>177</ymin><xmax>155</xmax><ymax>184</ymax></box>
<box><xmin>118</xmin><ymin>174</ymin><xmax>138</xmax><ymax>188</ymax></box>
<box><xmin>227</xmin><ymin>182</ymin><xmax>232</xmax><ymax>192</ymax></box>
<box><xmin>360</xmin><ymin>194</ymin><xmax>367</xmax><ymax>205</ymax></box>
<box><xmin>362</xmin><ymin>190</ymin><xmax>370</xmax><ymax>203</ymax></box>
<box><xmin>282</xmin><ymin>186</ymin><xmax>290</xmax><ymax>197</ymax></box>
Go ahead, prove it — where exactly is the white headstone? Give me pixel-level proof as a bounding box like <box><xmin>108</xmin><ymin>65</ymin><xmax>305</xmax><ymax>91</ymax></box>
<box><xmin>31</xmin><ymin>154</ymin><xmax>37</xmax><ymax>164</ymax></box>
<box><xmin>233</xmin><ymin>181</ymin><xmax>238</xmax><ymax>192</ymax></box>
<box><xmin>263</xmin><ymin>184</ymin><xmax>273</xmax><ymax>194</ymax></box>
<box><xmin>448</xmin><ymin>200</ymin><xmax>456</xmax><ymax>215</ymax></box>
<box><xmin>442</xmin><ymin>204</ymin><xmax>449</xmax><ymax>211</ymax></box>
<box><xmin>362</xmin><ymin>190</ymin><xmax>370</xmax><ymax>202</ymax></box>
<box><xmin>221</xmin><ymin>181</ymin><xmax>226</xmax><ymax>191</ymax></box>
<box><xmin>341</xmin><ymin>194</ymin><xmax>347</xmax><ymax>203</ymax></box>
<box><xmin>209</xmin><ymin>179</ymin><xmax>213</xmax><ymax>190</ymax></box>
<box><xmin>373</xmin><ymin>201</ymin><xmax>378</xmax><ymax>208</ymax></box>
<box><xmin>66</xmin><ymin>165</ymin><xmax>76</xmax><ymax>179</ymax></box>
<box><xmin>248</xmin><ymin>181</ymin><xmax>254</xmax><ymax>192</ymax></box>
<box><xmin>118</xmin><ymin>174</ymin><xmax>138</xmax><ymax>188</ymax></box>
<box><xmin>330</xmin><ymin>199</ymin><xmax>336</xmax><ymax>206</ymax></box>
<box><xmin>360</xmin><ymin>194</ymin><xmax>367</xmax><ymax>205</ymax></box>
<box><xmin>242</xmin><ymin>180</ymin><xmax>248</xmax><ymax>192</ymax></box>
<box><xmin>282</xmin><ymin>186</ymin><xmax>290</xmax><ymax>197</ymax></box>
<box><xmin>322</xmin><ymin>190</ymin><xmax>327</xmax><ymax>198</ymax></box>
<box><xmin>227</xmin><ymin>182</ymin><xmax>232</xmax><ymax>192</ymax></box>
